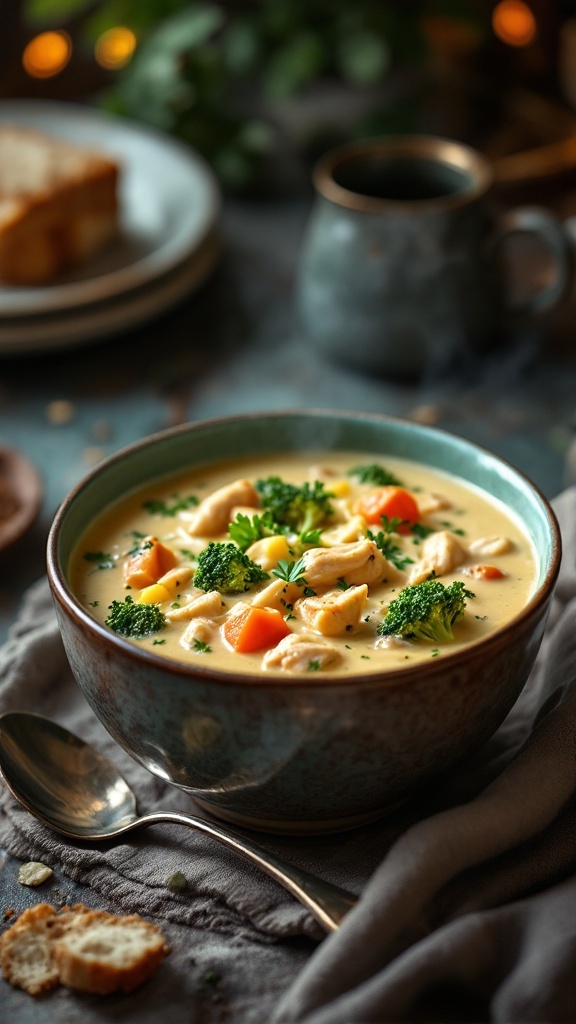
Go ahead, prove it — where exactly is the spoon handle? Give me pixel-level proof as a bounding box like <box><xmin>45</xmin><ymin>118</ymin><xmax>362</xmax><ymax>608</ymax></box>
<box><xmin>118</xmin><ymin>810</ymin><xmax>357</xmax><ymax>933</ymax></box>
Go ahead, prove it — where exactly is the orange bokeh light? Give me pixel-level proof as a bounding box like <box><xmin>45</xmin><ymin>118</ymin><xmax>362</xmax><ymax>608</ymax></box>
<box><xmin>23</xmin><ymin>31</ymin><xmax>72</xmax><ymax>79</ymax></box>
<box><xmin>492</xmin><ymin>0</ymin><xmax>537</xmax><ymax>48</ymax></box>
<box><xmin>95</xmin><ymin>27</ymin><xmax>137</xmax><ymax>70</ymax></box>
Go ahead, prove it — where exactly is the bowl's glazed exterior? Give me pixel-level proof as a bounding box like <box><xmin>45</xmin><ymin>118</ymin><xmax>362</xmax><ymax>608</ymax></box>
<box><xmin>47</xmin><ymin>410</ymin><xmax>561</xmax><ymax>833</ymax></box>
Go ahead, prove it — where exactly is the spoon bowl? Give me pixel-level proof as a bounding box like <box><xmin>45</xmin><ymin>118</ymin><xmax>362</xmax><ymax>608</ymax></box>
<box><xmin>0</xmin><ymin>711</ymin><xmax>357</xmax><ymax>932</ymax></box>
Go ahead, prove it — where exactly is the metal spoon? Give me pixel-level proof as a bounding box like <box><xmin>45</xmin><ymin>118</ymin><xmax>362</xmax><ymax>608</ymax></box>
<box><xmin>0</xmin><ymin>711</ymin><xmax>357</xmax><ymax>933</ymax></box>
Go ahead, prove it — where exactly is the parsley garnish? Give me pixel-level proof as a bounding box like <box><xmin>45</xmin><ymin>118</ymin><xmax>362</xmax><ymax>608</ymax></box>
<box><xmin>84</xmin><ymin>551</ymin><xmax>114</xmax><ymax>570</ymax></box>
<box><xmin>126</xmin><ymin>538</ymin><xmax>154</xmax><ymax>556</ymax></box>
<box><xmin>307</xmin><ymin>659</ymin><xmax>321</xmax><ymax>671</ymax></box>
<box><xmin>440</xmin><ymin>520</ymin><xmax>466</xmax><ymax>536</ymax></box>
<box><xmin>272</xmin><ymin>557</ymin><xmax>307</xmax><ymax>585</ymax></box>
<box><xmin>193</xmin><ymin>638</ymin><xmax>212</xmax><ymax>653</ymax></box>
<box><xmin>228</xmin><ymin>510</ymin><xmax>276</xmax><ymax>551</ymax></box>
<box><xmin>143</xmin><ymin>494</ymin><xmax>199</xmax><ymax>516</ymax></box>
<box><xmin>368</xmin><ymin>523</ymin><xmax>414</xmax><ymax>573</ymax></box>
<box><xmin>348</xmin><ymin>463</ymin><xmax>402</xmax><ymax>486</ymax></box>
<box><xmin>411</xmin><ymin>522</ymin><xmax>435</xmax><ymax>541</ymax></box>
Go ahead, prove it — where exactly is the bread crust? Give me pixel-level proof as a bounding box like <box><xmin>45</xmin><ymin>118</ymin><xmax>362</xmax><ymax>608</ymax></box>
<box><xmin>0</xmin><ymin>902</ymin><xmax>169</xmax><ymax>997</ymax></box>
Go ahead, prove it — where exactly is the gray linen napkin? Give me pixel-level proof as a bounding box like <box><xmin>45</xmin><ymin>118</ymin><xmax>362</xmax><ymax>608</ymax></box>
<box><xmin>1</xmin><ymin>489</ymin><xmax>576</xmax><ymax>1022</ymax></box>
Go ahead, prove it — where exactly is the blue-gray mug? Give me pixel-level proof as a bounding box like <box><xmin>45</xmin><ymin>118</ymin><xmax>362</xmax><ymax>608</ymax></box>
<box><xmin>297</xmin><ymin>135</ymin><xmax>573</xmax><ymax>376</ymax></box>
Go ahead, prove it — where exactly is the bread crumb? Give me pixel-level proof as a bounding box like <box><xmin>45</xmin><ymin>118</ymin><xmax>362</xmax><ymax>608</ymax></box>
<box><xmin>91</xmin><ymin>420</ymin><xmax>112</xmax><ymax>442</ymax></box>
<box><xmin>0</xmin><ymin>903</ymin><xmax>168</xmax><ymax>997</ymax></box>
<box><xmin>409</xmin><ymin>404</ymin><xmax>441</xmax><ymax>425</ymax></box>
<box><xmin>46</xmin><ymin>400</ymin><xmax>75</xmax><ymax>424</ymax></box>
<box><xmin>82</xmin><ymin>446</ymin><xmax>107</xmax><ymax>466</ymax></box>
<box><xmin>17</xmin><ymin>862</ymin><xmax>54</xmax><ymax>887</ymax></box>
<box><xmin>166</xmin><ymin>871</ymin><xmax>187</xmax><ymax>892</ymax></box>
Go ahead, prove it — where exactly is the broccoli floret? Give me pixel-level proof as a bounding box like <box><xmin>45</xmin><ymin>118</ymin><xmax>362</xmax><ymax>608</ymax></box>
<box><xmin>193</xmin><ymin>541</ymin><xmax>269</xmax><ymax>594</ymax></box>
<box><xmin>377</xmin><ymin>579</ymin><xmax>474</xmax><ymax>644</ymax></box>
<box><xmin>105</xmin><ymin>595</ymin><xmax>166</xmax><ymax>638</ymax></box>
<box><xmin>255</xmin><ymin>476</ymin><xmax>334</xmax><ymax>535</ymax></box>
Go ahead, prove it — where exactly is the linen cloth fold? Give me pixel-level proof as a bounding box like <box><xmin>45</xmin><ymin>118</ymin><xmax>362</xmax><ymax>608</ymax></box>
<box><xmin>1</xmin><ymin>488</ymin><xmax>576</xmax><ymax>1022</ymax></box>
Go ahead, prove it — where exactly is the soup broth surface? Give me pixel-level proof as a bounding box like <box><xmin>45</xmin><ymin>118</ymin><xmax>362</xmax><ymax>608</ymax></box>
<box><xmin>69</xmin><ymin>451</ymin><xmax>537</xmax><ymax>676</ymax></box>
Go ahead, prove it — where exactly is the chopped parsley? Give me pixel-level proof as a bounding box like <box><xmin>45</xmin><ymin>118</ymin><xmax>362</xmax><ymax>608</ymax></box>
<box><xmin>411</xmin><ymin>522</ymin><xmax>435</xmax><ymax>541</ymax></box>
<box><xmin>272</xmin><ymin>557</ymin><xmax>307</xmax><ymax>585</ymax></box>
<box><xmin>228</xmin><ymin>510</ymin><xmax>277</xmax><ymax>551</ymax></box>
<box><xmin>368</xmin><ymin>522</ymin><xmax>414</xmax><ymax>573</ymax></box>
<box><xmin>348</xmin><ymin>463</ymin><xmax>402</xmax><ymax>486</ymax></box>
<box><xmin>143</xmin><ymin>494</ymin><xmax>199</xmax><ymax>516</ymax></box>
<box><xmin>193</xmin><ymin>638</ymin><xmax>212</xmax><ymax>653</ymax></box>
<box><xmin>83</xmin><ymin>551</ymin><xmax>114</xmax><ymax>570</ymax></box>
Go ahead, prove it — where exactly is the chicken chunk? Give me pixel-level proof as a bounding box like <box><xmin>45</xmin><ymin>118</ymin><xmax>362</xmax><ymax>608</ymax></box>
<box><xmin>167</xmin><ymin>588</ymin><xmax>226</xmax><ymax>622</ymax></box>
<box><xmin>408</xmin><ymin>530</ymin><xmax>467</xmax><ymax>584</ymax></box>
<box><xmin>185</xmin><ymin>479</ymin><xmax>259</xmax><ymax>536</ymax></box>
<box><xmin>296</xmin><ymin>584</ymin><xmax>368</xmax><ymax>637</ymax></box>
<box><xmin>415</xmin><ymin>492</ymin><xmax>452</xmax><ymax>516</ymax></box>
<box><xmin>250</xmin><ymin>578</ymin><xmax>301</xmax><ymax>612</ymax></box>
<box><xmin>262</xmin><ymin>633</ymin><xmax>341</xmax><ymax>671</ymax></box>
<box><xmin>180</xmin><ymin>617</ymin><xmax>217</xmax><ymax>649</ymax></box>
<box><xmin>468</xmin><ymin>535</ymin><xmax>512</xmax><ymax>557</ymax></box>
<box><xmin>302</xmin><ymin>538</ymin><xmax>396</xmax><ymax>589</ymax></box>
<box><xmin>320</xmin><ymin>515</ymin><xmax>367</xmax><ymax>546</ymax></box>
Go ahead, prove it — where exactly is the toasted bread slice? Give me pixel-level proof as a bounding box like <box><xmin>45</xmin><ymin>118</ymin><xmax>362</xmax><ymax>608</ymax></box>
<box><xmin>0</xmin><ymin>902</ymin><xmax>168</xmax><ymax>997</ymax></box>
<box><xmin>0</xmin><ymin>125</ymin><xmax>119</xmax><ymax>285</ymax></box>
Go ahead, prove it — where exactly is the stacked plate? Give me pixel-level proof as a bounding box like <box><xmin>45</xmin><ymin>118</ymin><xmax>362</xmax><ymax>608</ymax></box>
<box><xmin>0</xmin><ymin>100</ymin><xmax>221</xmax><ymax>355</ymax></box>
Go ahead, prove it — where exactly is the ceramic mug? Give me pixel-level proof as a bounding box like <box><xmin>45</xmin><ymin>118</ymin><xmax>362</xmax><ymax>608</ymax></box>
<box><xmin>297</xmin><ymin>135</ymin><xmax>574</xmax><ymax>376</ymax></box>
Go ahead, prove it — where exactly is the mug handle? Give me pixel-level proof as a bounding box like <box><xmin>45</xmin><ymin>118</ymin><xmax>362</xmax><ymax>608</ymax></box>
<box><xmin>494</xmin><ymin>206</ymin><xmax>574</xmax><ymax>315</ymax></box>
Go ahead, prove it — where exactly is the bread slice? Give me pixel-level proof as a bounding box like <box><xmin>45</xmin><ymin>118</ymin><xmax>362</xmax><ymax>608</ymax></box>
<box><xmin>0</xmin><ymin>125</ymin><xmax>120</xmax><ymax>285</ymax></box>
<box><xmin>0</xmin><ymin>902</ymin><xmax>168</xmax><ymax>997</ymax></box>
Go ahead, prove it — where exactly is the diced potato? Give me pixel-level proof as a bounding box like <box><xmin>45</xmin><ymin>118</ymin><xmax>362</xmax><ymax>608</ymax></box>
<box><xmin>138</xmin><ymin>583</ymin><xmax>172</xmax><ymax>604</ymax></box>
<box><xmin>246</xmin><ymin>535</ymin><xmax>291</xmax><ymax>570</ymax></box>
<box><xmin>329</xmin><ymin>479</ymin><xmax>352</xmax><ymax>498</ymax></box>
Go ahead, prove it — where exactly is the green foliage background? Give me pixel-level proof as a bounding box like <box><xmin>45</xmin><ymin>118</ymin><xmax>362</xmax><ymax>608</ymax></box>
<box><xmin>23</xmin><ymin>1</ymin><xmax>489</xmax><ymax>188</ymax></box>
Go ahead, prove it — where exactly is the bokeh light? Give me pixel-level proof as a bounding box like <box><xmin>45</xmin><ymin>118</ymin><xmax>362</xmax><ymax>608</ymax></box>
<box><xmin>23</xmin><ymin>31</ymin><xmax>72</xmax><ymax>79</ymax></box>
<box><xmin>492</xmin><ymin>1</ymin><xmax>538</xmax><ymax>48</ymax></box>
<box><xmin>94</xmin><ymin>27</ymin><xmax>137</xmax><ymax>70</ymax></box>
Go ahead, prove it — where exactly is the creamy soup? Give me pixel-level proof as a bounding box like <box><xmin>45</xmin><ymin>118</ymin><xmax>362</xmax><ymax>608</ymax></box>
<box><xmin>69</xmin><ymin>452</ymin><xmax>537</xmax><ymax>675</ymax></box>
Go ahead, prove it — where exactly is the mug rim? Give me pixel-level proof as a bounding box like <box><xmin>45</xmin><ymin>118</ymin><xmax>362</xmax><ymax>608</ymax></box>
<box><xmin>313</xmin><ymin>134</ymin><xmax>494</xmax><ymax>213</ymax></box>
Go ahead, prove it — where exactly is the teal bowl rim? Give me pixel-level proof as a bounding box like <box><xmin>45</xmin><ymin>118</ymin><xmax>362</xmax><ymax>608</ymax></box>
<box><xmin>47</xmin><ymin>408</ymin><xmax>562</xmax><ymax>690</ymax></box>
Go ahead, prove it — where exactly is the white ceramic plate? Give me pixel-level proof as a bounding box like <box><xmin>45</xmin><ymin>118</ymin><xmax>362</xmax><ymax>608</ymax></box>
<box><xmin>0</xmin><ymin>230</ymin><xmax>220</xmax><ymax>354</ymax></box>
<box><xmin>0</xmin><ymin>99</ymin><xmax>221</xmax><ymax>318</ymax></box>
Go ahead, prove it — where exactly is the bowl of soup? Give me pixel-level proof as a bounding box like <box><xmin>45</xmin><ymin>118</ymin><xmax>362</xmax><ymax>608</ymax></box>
<box><xmin>47</xmin><ymin>410</ymin><xmax>560</xmax><ymax>833</ymax></box>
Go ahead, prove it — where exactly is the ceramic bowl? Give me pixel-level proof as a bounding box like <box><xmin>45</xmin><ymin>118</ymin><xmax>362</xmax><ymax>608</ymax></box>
<box><xmin>47</xmin><ymin>410</ymin><xmax>560</xmax><ymax>834</ymax></box>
